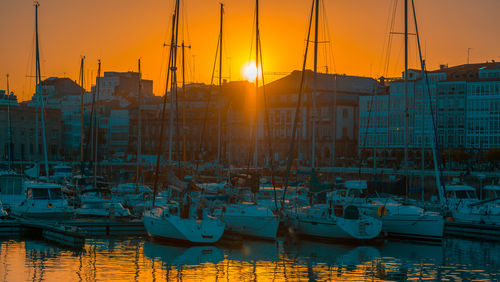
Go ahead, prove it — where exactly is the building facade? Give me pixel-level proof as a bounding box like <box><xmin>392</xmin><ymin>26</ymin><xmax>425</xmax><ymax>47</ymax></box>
<box><xmin>359</xmin><ymin>62</ymin><xmax>500</xmax><ymax>156</ymax></box>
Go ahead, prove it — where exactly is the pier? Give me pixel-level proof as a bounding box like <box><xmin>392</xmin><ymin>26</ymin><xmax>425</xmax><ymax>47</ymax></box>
<box><xmin>0</xmin><ymin>218</ymin><xmax>146</xmax><ymax>248</ymax></box>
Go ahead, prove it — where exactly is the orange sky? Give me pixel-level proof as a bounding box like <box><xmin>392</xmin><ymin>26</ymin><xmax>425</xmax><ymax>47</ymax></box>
<box><xmin>0</xmin><ymin>0</ymin><xmax>499</xmax><ymax>101</ymax></box>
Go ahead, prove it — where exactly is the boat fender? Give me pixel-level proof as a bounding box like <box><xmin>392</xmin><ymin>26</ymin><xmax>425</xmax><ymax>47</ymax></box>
<box><xmin>334</xmin><ymin>205</ymin><xmax>343</xmax><ymax>217</ymax></box>
<box><xmin>377</xmin><ymin>206</ymin><xmax>387</xmax><ymax>217</ymax></box>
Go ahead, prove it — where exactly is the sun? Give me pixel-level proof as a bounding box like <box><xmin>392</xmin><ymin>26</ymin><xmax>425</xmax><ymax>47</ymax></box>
<box><xmin>243</xmin><ymin>63</ymin><xmax>258</xmax><ymax>82</ymax></box>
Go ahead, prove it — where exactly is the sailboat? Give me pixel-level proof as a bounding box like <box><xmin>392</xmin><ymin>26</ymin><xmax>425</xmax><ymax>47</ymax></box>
<box><xmin>110</xmin><ymin>59</ymin><xmax>154</xmax><ymax>215</ymax></box>
<box><xmin>143</xmin><ymin>0</ymin><xmax>225</xmax><ymax>244</ymax></box>
<box><xmin>282</xmin><ymin>0</ymin><xmax>382</xmax><ymax>241</ymax></box>
<box><xmin>211</xmin><ymin>1</ymin><xmax>279</xmax><ymax>240</ymax></box>
<box><xmin>338</xmin><ymin>0</ymin><xmax>445</xmax><ymax>241</ymax></box>
<box><xmin>328</xmin><ymin>180</ymin><xmax>443</xmax><ymax>240</ymax></box>
<box><xmin>10</xmin><ymin>3</ymin><xmax>74</xmax><ymax>220</ymax></box>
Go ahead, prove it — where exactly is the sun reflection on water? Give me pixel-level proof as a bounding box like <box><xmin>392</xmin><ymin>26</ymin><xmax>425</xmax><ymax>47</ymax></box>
<box><xmin>0</xmin><ymin>237</ymin><xmax>498</xmax><ymax>281</ymax></box>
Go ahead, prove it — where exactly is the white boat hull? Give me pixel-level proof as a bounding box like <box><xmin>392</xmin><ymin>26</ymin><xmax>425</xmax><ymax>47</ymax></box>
<box><xmin>219</xmin><ymin>203</ymin><xmax>279</xmax><ymax>240</ymax></box>
<box><xmin>223</xmin><ymin>214</ymin><xmax>279</xmax><ymax>240</ymax></box>
<box><xmin>291</xmin><ymin>205</ymin><xmax>382</xmax><ymax>240</ymax></box>
<box><xmin>381</xmin><ymin>214</ymin><xmax>444</xmax><ymax>240</ymax></box>
<box><xmin>144</xmin><ymin>210</ymin><xmax>225</xmax><ymax>244</ymax></box>
<box><xmin>11</xmin><ymin>203</ymin><xmax>74</xmax><ymax>220</ymax></box>
<box><xmin>295</xmin><ymin>216</ymin><xmax>382</xmax><ymax>240</ymax></box>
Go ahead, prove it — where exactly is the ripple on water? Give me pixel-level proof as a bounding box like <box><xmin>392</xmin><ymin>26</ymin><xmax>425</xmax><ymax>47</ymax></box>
<box><xmin>0</xmin><ymin>237</ymin><xmax>498</xmax><ymax>281</ymax></box>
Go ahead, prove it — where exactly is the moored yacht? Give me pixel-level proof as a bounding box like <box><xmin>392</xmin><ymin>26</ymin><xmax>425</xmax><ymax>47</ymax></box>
<box><xmin>289</xmin><ymin>203</ymin><xmax>383</xmax><ymax>240</ymax></box>
<box><xmin>444</xmin><ymin>184</ymin><xmax>500</xmax><ymax>226</ymax></box>
<box><xmin>76</xmin><ymin>189</ymin><xmax>131</xmax><ymax>219</ymax></box>
<box><xmin>111</xmin><ymin>183</ymin><xmax>153</xmax><ymax>215</ymax></box>
<box><xmin>328</xmin><ymin>180</ymin><xmax>444</xmax><ymax>241</ymax></box>
<box><xmin>144</xmin><ymin>201</ymin><xmax>225</xmax><ymax>244</ymax></box>
<box><xmin>214</xmin><ymin>201</ymin><xmax>279</xmax><ymax>240</ymax></box>
<box><xmin>10</xmin><ymin>181</ymin><xmax>74</xmax><ymax>219</ymax></box>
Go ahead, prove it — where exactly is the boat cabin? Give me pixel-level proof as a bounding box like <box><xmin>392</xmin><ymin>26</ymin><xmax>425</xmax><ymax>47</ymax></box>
<box><xmin>26</xmin><ymin>182</ymin><xmax>65</xmax><ymax>201</ymax></box>
<box><xmin>483</xmin><ymin>185</ymin><xmax>500</xmax><ymax>200</ymax></box>
<box><xmin>328</xmin><ymin>180</ymin><xmax>368</xmax><ymax>204</ymax></box>
<box><xmin>53</xmin><ymin>165</ymin><xmax>73</xmax><ymax>179</ymax></box>
<box><xmin>445</xmin><ymin>185</ymin><xmax>478</xmax><ymax>200</ymax></box>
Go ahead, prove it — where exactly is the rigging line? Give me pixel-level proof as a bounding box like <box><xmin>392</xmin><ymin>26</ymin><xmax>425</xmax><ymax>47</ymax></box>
<box><xmin>152</xmin><ymin>8</ymin><xmax>177</xmax><ymax>207</ymax></box>
<box><xmin>84</xmin><ymin>64</ymin><xmax>98</xmax><ymax>174</ymax></box>
<box><xmin>248</xmin><ymin>4</ymin><xmax>256</xmax><ymax>63</ymax></box>
<box><xmin>244</xmin><ymin>1</ymin><xmax>258</xmax><ymax>174</ymax></box>
<box><xmin>358</xmin><ymin>84</ymin><xmax>377</xmax><ymax>177</ymax></box>
<box><xmin>376</xmin><ymin>0</ymin><xmax>396</xmax><ymax>77</ymax></box>
<box><xmin>323</xmin><ymin>5</ymin><xmax>337</xmax><ymax>74</ymax></box>
<box><xmin>258</xmin><ymin>33</ymin><xmax>278</xmax><ymax>211</ymax></box>
<box><xmin>382</xmin><ymin>0</ymin><xmax>399</xmax><ymax>78</ymax></box>
<box><xmin>280</xmin><ymin>0</ymin><xmax>315</xmax><ymax>210</ymax></box>
<box><xmin>193</xmin><ymin>21</ymin><xmax>221</xmax><ymax>178</ymax></box>
<box><xmin>411</xmin><ymin>0</ymin><xmax>447</xmax><ymax>205</ymax></box>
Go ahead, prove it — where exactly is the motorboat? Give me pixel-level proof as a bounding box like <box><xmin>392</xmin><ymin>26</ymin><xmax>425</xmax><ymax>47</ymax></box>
<box><xmin>328</xmin><ymin>180</ymin><xmax>444</xmax><ymax>241</ymax></box>
<box><xmin>483</xmin><ymin>185</ymin><xmax>500</xmax><ymax>200</ymax></box>
<box><xmin>10</xmin><ymin>181</ymin><xmax>74</xmax><ymax>219</ymax></box>
<box><xmin>213</xmin><ymin>202</ymin><xmax>279</xmax><ymax>240</ymax></box>
<box><xmin>444</xmin><ymin>184</ymin><xmax>499</xmax><ymax>226</ymax></box>
<box><xmin>289</xmin><ymin>203</ymin><xmax>382</xmax><ymax>240</ymax></box>
<box><xmin>144</xmin><ymin>201</ymin><xmax>225</xmax><ymax>244</ymax></box>
<box><xmin>76</xmin><ymin>189</ymin><xmax>131</xmax><ymax>219</ymax></box>
<box><xmin>111</xmin><ymin>183</ymin><xmax>153</xmax><ymax>215</ymax></box>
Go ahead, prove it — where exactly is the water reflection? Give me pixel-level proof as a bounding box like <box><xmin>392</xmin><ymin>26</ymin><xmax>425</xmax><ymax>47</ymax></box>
<box><xmin>143</xmin><ymin>241</ymin><xmax>223</xmax><ymax>266</ymax></box>
<box><xmin>0</xmin><ymin>237</ymin><xmax>498</xmax><ymax>281</ymax></box>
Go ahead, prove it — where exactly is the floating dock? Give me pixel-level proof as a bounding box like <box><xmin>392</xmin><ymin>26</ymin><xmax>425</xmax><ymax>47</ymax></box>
<box><xmin>20</xmin><ymin>219</ymin><xmax>86</xmax><ymax>248</ymax></box>
<box><xmin>445</xmin><ymin>221</ymin><xmax>500</xmax><ymax>241</ymax></box>
<box><xmin>0</xmin><ymin>219</ymin><xmax>23</xmax><ymax>236</ymax></box>
<box><xmin>1</xmin><ymin>218</ymin><xmax>146</xmax><ymax>248</ymax></box>
<box><xmin>60</xmin><ymin>219</ymin><xmax>145</xmax><ymax>236</ymax></box>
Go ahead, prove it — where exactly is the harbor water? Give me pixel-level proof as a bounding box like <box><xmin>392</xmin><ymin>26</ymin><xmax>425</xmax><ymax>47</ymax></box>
<box><xmin>0</xmin><ymin>237</ymin><xmax>498</xmax><ymax>281</ymax></box>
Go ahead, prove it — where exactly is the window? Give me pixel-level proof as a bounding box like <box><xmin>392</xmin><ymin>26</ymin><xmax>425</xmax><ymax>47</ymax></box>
<box><xmin>49</xmin><ymin>189</ymin><xmax>63</xmax><ymax>200</ymax></box>
<box><xmin>31</xmin><ymin>188</ymin><xmax>49</xmax><ymax>200</ymax></box>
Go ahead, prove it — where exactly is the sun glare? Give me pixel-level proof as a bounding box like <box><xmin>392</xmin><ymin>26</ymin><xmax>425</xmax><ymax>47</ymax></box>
<box><xmin>243</xmin><ymin>63</ymin><xmax>258</xmax><ymax>82</ymax></box>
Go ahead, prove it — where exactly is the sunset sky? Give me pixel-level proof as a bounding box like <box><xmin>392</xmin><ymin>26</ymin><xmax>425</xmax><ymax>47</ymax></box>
<box><xmin>0</xmin><ymin>0</ymin><xmax>499</xmax><ymax>101</ymax></box>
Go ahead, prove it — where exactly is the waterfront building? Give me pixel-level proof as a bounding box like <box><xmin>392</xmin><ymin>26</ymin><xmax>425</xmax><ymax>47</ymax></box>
<box><xmin>0</xmin><ymin>102</ymin><xmax>62</xmax><ymax>162</ymax></box>
<box><xmin>359</xmin><ymin>62</ymin><xmax>500</xmax><ymax>159</ymax></box>
<box><xmin>261</xmin><ymin>70</ymin><xmax>383</xmax><ymax>167</ymax></box>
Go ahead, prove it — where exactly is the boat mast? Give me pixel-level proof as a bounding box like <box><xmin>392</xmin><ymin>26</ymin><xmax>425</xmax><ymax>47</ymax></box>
<box><xmin>93</xmin><ymin>59</ymin><xmax>101</xmax><ymax>189</ymax></box>
<box><xmin>34</xmin><ymin>2</ymin><xmax>49</xmax><ymax>179</ymax></box>
<box><xmin>253</xmin><ymin>0</ymin><xmax>259</xmax><ymax>168</ymax></box>
<box><xmin>79</xmin><ymin>56</ymin><xmax>85</xmax><ymax>166</ymax></box>
<box><xmin>410</xmin><ymin>0</ymin><xmax>446</xmax><ymax>205</ymax></box>
<box><xmin>281</xmin><ymin>0</ymin><xmax>315</xmax><ymax>209</ymax></box>
<box><xmin>136</xmin><ymin>58</ymin><xmax>142</xmax><ymax>191</ymax></box>
<box><xmin>312</xmin><ymin>0</ymin><xmax>319</xmax><ymax>169</ymax></box>
<box><xmin>404</xmin><ymin>0</ymin><xmax>409</xmax><ymax>198</ymax></box>
<box><xmin>152</xmin><ymin>2</ymin><xmax>179</xmax><ymax>207</ymax></box>
<box><xmin>6</xmin><ymin>74</ymin><xmax>12</xmax><ymax>170</ymax></box>
<box><xmin>168</xmin><ymin>0</ymin><xmax>180</xmax><ymax>165</ymax></box>
<box><xmin>181</xmin><ymin>42</ymin><xmax>187</xmax><ymax>169</ymax></box>
<box><xmin>217</xmin><ymin>3</ymin><xmax>223</xmax><ymax>169</ymax></box>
